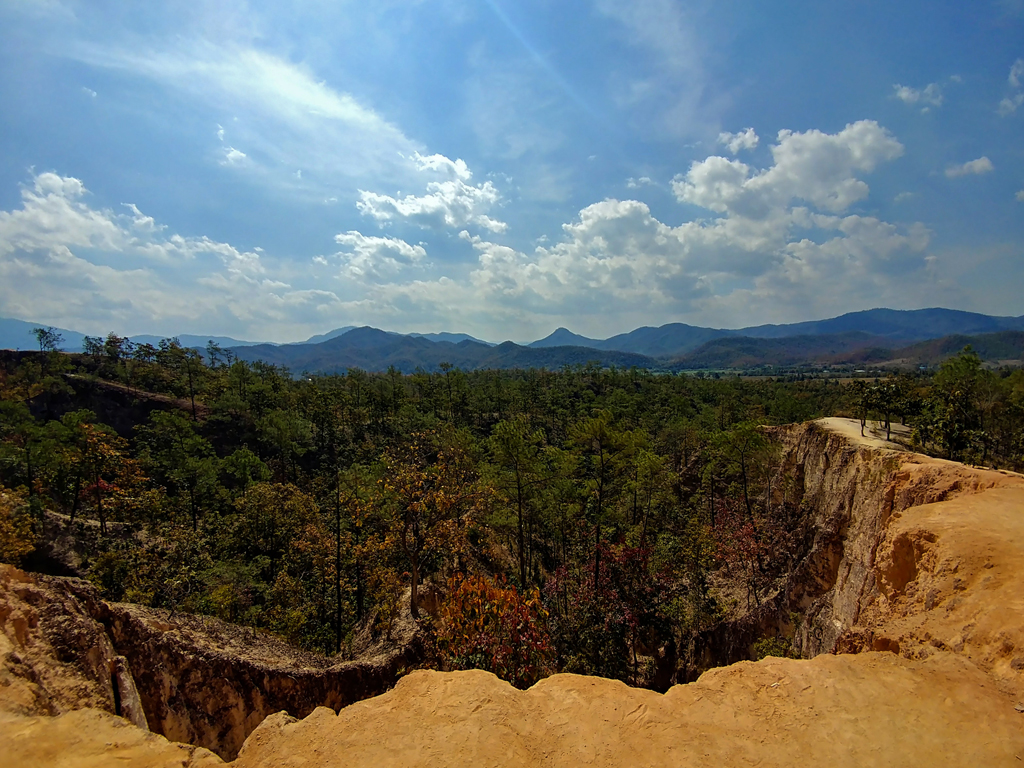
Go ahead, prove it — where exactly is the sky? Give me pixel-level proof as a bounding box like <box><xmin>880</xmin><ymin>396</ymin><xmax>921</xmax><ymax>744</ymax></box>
<box><xmin>0</xmin><ymin>0</ymin><xmax>1022</xmax><ymax>344</ymax></box>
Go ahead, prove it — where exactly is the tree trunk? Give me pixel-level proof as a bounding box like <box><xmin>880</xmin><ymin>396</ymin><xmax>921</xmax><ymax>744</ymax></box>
<box><xmin>516</xmin><ymin>475</ymin><xmax>527</xmax><ymax>589</ymax></box>
<box><xmin>335</xmin><ymin>479</ymin><xmax>343</xmax><ymax>654</ymax></box>
<box><xmin>410</xmin><ymin>560</ymin><xmax>420</xmax><ymax>619</ymax></box>
<box><xmin>95</xmin><ymin>468</ymin><xmax>106</xmax><ymax>536</ymax></box>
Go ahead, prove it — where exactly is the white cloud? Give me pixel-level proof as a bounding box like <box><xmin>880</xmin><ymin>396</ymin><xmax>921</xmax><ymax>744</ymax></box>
<box><xmin>357</xmin><ymin>153</ymin><xmax>507</xmax><ymax>233</ymax></box>
<box><xmin>394</xmin><ymin>120</ymin><xmax>925</xmax><ymax>335</ymax></box>
<box><xmin>1000</xmin><ymin>60</ymin><xmax>1024</xmax><ymax>114</ymax></box>
<box><xmin>222</xmin><ymin>147</ymin><xmax>247</xmax><ymax>165</ymax></box>
<box><xmin>626</xmin><ymin>176</ymin><xmax>653</xmax><ymax>189</ymax></box>
<box><xmin>893</xmin><ymin>83</ymin><xmax>944</xmax><ymax>107</ymax></box>
<box><xmin>0</xmin><ymin>118</ymin><xmax>933</xmax><ymax>341</ymax></box>
<box><xmin>945</xmin><ymin>157</ymin><xmax>994</xmax><ymax>178</ymax></box>
<box><xmin>81</xmin><ymin>87</ymin><xmax>97</xmax><ymax>98</ymax></box>
<box><xmin>999</xmin><ymin>93</ymin><xmax>1024</xmax><ymax>115</ymax></box>
<box><xmin>412</xmin><ymin>152</ymin><xmax>472</xmax><ymax>181</ymax></box>
<box><xmin>718</xmin><ymin>128</ymin><xmax>759</xmax><ymax>154</ymax></box>
<box><xmin>1016</xmin><ymin>190</ymin><xmax>1024</xmax><ymax>202</ymax></box>
<box><xmin>674</xmin><ymin>120</ymin><xmax>903</xmax><ymax>216</ymax></box>
<box><xmin>1010</xmin><ymin>58</ymin><xmax>1024</xmax><ymax>89</ymax></box>
<box><xmin>68</xmin><ymin>40</ymin><xmax>422</xmax><ymax>190</ymax></box>
<box><xmin>445</xmin><ymin>191</ymin><xmax>929</xmax><ymax>335</ymax></box>
<box><xmin>0</xmin><ymin>172</ymin><xmax>342</xmax><ymax>339</ymax></box>
<box><xmin>331</xmin><ymin>231</ymin><xmax>427</xmax><ymax>279</ymax></box>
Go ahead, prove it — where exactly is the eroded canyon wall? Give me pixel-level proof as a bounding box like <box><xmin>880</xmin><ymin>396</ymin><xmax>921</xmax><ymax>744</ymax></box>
<box><xmin>690</xmin><ymin>419</ymin><xmax>1024</xmax><ymax>702</ymax></box>
<box><xmin>0</xmin><ymin>565</ymin><xmax>423</xmax><ymax>759</ymax></box>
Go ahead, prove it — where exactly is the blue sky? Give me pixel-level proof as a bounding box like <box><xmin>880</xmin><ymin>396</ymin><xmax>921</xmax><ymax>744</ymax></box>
<box><xmin>0</xmin><ymin>0</ymin><xmax>1022</xmax><ymax>343</ymax></box>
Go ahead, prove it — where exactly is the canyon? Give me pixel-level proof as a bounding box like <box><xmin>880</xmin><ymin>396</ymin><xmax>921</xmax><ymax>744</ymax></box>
<box><xmin>2</xmin><ymin>418</ymin><xmax>1023</xmax><ymax>766</ymax></box>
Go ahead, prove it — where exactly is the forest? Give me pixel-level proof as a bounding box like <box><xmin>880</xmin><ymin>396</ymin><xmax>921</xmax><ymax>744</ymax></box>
<box><xmin>1</xmin><ymin>332</ymin><xmax>1023</xmax><ymax>689</ymax></box>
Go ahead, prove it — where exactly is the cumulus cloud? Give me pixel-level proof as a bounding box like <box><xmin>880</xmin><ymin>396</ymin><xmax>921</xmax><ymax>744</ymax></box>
<box><xmin>999</xmin><ymin>59</ymin><xmax>1024</xmax><ymax>115</ymax></box>
<box><xmin>626</xmin><ymin>176</ymin><xmax>654</xmax><ymax>189</ymax></box>
<box><xmin>717</xmin><ymin>128</ymin><xmax>759</xmax><ymax>154</ymax></box>
<box><xmin>893</xmin><ymin>82</ymin><xmax>944</xmax><ymax>108</ymax></box>
<box><xmin>674</xmin><ymin>120</ymin><xmax>903</xmax><ymax>216</ymax></box>
<box><xmin>438</xmin><ymin>121</ymin><xmax>925</xmax><ymax>332</ymax></box>
<box><xmin>0</xmin><ymin>118</ymin><xmax>933</xmax><ymax>341</ymax></box>
<box><xmin>0</xmin><ymin>172</ymin><xmax>340</xmax><ymax>338</ymax></box>
<box><xmin>313</xmin><ymin>121</ymin><xmax>924</xmax><ymax>337</ymax></box>
<box><xmin>357</xmin><ymin>153</ymin><xmax>507</xmax><ymax>233</ymax></box>
<box><xmin>222</xmin><ymin>147</ymin><xmax>247</xmax><ymax>165</ymax></box>
<box><xmin>1001</xmin><ymin>94</ymin><xmax>1024</xmax><ymax>115</ymax></box>
<box><xmin>331</xmin><ymin>231</ymin><xmax>427</xmax><ymax>279</ymax></box>
<box><xmin>1016</xmin><ymin>190</ymin><xmax>1024</xmax><ymax>202</ymax></box>
<box><xmin>945</xmin><ymin>157</ymin><xmax>994</xmax><ymax>178</ymax></box>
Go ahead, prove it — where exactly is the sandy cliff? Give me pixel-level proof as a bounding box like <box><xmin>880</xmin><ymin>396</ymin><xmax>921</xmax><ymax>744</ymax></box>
<box><xmin>1</xmin><ymin>418</ymin><xmax>1023</xmax><ymax>766</ymax></box>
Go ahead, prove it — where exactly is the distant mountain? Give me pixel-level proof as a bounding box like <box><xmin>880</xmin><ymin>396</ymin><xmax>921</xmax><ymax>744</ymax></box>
<box><xmin>529</xmin><ymin>328</ymin><xmax>603</xmax><ymax>348</ymax></box>
<box><xmin>843</xmin><ymin>331</ymin><xmax>1024</xmax><ymax>367</ymax></box>
<box><xmin>301</xmin><ymin>327</ymin><xmax>357</xmax><ymax>345</ymax></box>
<box><xmin>407</xmin><ymin>331</ymin><xmax>495</xmax><ymax>346</ymax></box>
<box><xmin>0</xmin><ymin>318</ymin><xmax>86</xmax><ymax>352</ymax></box>
<box><xmin>533</xmin><ymin>308</ymin><xmax>1024</xmax><ymax>359</ymax></box>
<box><xmin>665</xmin><ymin>329</ymin><xmax>1024</xmax><ymax>371</ymax></box>
<box><xmin>0</xmin><ymin>317</ymin><xmax>269</xmax><ymax>352</ymax></box>
<box><xmin>735</xmin><ymin>308</ymin><xmax>1024</xmax><ymax>342</ymax></box>
<box><xmin>228</xmin><ymin>327</ymin><xmax>656</xmax><ymax>374</ymax></box>
<box><xmin>129</xmin><ymin>334</ymin><xmax>267</xmax><ymax>348</ymax></box>
<box><xmin>599</xmin><ymin>323</ymin><xmax>733</xmax><ymax>357</ymax></box>
<box><xmin>7</xmin><ymin>307</ymin><xmax>1024</xmax><ymax>371</ymax></box>
<box><xmin>670</xmin><ymin>332</ymin><xmax>900</xmax><ymax>370</ymax></box>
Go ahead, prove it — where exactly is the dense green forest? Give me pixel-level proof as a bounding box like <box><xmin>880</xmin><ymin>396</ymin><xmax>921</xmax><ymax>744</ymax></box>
<box><xmin>1</xmin><ymin>333</ymin><xmax>1023</xmax><ymax>689</ymax></box>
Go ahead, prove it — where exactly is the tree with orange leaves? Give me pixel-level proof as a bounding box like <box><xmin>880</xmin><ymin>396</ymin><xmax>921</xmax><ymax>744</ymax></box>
<box><xmin>436</xmin><ymin>573</ymin><xmax>553</xmax><ymax>688</ymax></box>
<box><xmin>380</xmin><ymin>432</ymin><xmax>485</xmax><ymax>619</ymax></box>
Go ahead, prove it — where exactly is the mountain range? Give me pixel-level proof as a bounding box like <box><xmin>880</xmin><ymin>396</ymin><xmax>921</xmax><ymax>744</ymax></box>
<box><xmin>3</xmin><ymin>308</ymin><xmax>1024</xmax><ymax>373</ymax></box>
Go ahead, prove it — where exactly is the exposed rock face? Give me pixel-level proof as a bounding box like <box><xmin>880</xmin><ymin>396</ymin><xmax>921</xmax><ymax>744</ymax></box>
<box><xmin>2</xmin><ymin>417</ymin><xmax>1024</xmax><ymax>766</ymax></box>
<box><xmin>102</xmin><ymin>602</ymin><xmax>423</xmax><ymax>759</ymax></box>
<box><xmin>689</xmin><ymin>417</ymin><xmax>1024</xmax><ymax>701</ymax></box>
<box><xmin>0</xmin><ymin>566</ymin><xmax>423</xmax><ymax>760</ymax></box>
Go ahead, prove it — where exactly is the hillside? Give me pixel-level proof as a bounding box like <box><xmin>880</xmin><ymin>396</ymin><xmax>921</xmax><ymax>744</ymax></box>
<box><xmin>540</xmin><ymin>308</ymin><xmax>1024</xmax><ymax>359</ymax></box>
<box><xmin>669</xmin><ymin>332</ymin><xmax>898</xmax><ymax>369</ymax></box>
<box><xmin>846</xmin><ymin>330</ymin><xmax>1024</xmax><ymax>367</ymax></box>
<box><xmin>229</xmin><ymin>327</ymin><xmax>658</xmax><ymax>373</ymax></box>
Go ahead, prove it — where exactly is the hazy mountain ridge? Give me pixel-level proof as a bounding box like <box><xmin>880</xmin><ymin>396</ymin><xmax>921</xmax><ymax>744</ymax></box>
<box><xmin>4</xmin><ymin>308</ymin><xmax>1024</xmax><ymax>372</ymax></box>
<box><xmin>229</xmin><ymin>327</ymin><xmax>656</xmax><ymax>374</ymax></box>
<box><xmin>527</xmin><ymin>308</ymin><xmax>1024</xmax><ymax>359</ymax></box>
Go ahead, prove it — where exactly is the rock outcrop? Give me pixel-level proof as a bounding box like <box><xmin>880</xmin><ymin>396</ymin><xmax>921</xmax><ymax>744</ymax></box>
<box><xmin>2</xmin><ymin>418</ymin><xmax>1024</xmax><ymax>766</ymax></box>
<box><xmin>0</xmin><ymin>566</ymin><xmax>423</xmax><ymax>760</ymax></box>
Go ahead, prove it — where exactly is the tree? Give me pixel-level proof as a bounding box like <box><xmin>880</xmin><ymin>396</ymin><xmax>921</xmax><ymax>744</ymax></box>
<box><xmin>569</xmin><ymin>411</ymin><xmax>630</xmax><ymax>591</ymax></box>
<box><xmin>78</xmin><ymin>423</ymin><xmax>151</xmax><ymax>534</ymax></box>
<box><xmin>138</xmin><ymin>411</ymin><xmax>220</xmax><ymax>531</ymax></box>
<box><xmin>158</xmin><ymin>339</ymin><xmax>205</xmax><ymax>421</ymax></box>
<box><xmin>381</xmin><ymin>433</ymin><xmax>483</xmax><ymax>619</ymax></box>
<box><xmin>82</xmin><ymin>336</ymin><xmax>104</xmax><ymax>357</ymax></box>
<box><xmin>920</xmin><ymin>347</ymin><xmax>984</xmax><ymax>461</ymax></box>
<box><xmin>31</xmin><ymin>327</ymin><xmax>63</xmax><ymax>353</ymax></box>
<box><xmin>487</xmin><ymin>416</ymin><xmax>547</xmax><ymax>589</ymax></box>
<box><xmin>436</xmin><ymin>574</ymin><xmax>553</xmax><ymax>688</ymax></box>
<box><xmin>0</xmin><ymin>486</ymin><xmax>35</xmax><ymax>563</ymax></box>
